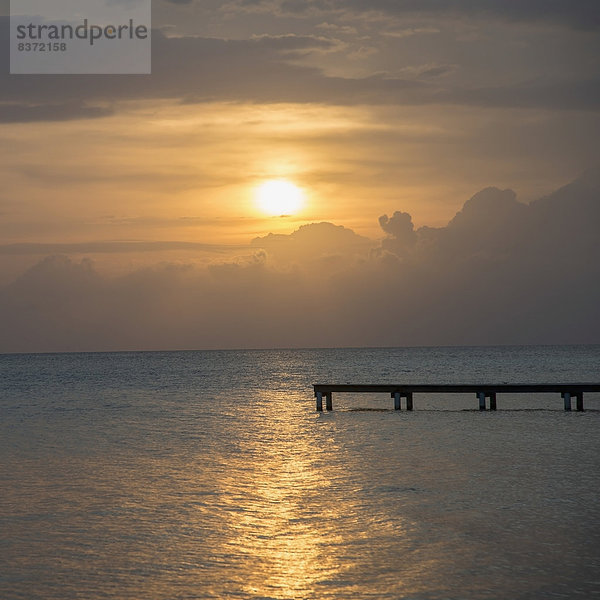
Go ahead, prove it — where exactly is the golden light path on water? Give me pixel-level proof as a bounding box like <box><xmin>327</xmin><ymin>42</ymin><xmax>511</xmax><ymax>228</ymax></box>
<box><xmin>219</xmin><ymin>390</ymin><xmax>348</xmax><ymax>598</ymax></box>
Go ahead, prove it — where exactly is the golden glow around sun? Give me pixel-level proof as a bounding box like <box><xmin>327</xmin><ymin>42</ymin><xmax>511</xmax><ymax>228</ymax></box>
<box><xmin>256</xmin><ymin>180</ymin><xmax>304</xmax><ymax>216</ymax></box>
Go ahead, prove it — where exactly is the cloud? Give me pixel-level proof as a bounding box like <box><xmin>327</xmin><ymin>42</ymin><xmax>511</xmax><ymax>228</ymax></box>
<box><xmin>377</xmin><ymin>175</ymin><xmax>600</xmax><ymax>275</ymax></box>
<box><xmin>248</xmin><ymin>33</ymin><xmax>343</xmax><ymax>53</ymax></box>
<box><xmin>0</xmin><ymin>253</ymin><xmax>320</xmax><ymax>352</ymax></box>
<box><xmin>0</xmin><ymin>25</ymin><xmax>426</xmax><ymax>110</ymax></box>
<box><xmin>378</xmin><ymin>211</ymin><xmax>416</xmax><ymax>256</ymax></box>
<box><xmin>315</xmin><ymin>22</ymin><xmax>357</xmax><ymax>35</ymax></box>
<box><xmin>447</xmin><ymin>79</ymin><xmax>600</xmax><ymax>112</ymax></box>
<box><xmin>228</xmin><ymin>0</ymin><xmax>600</xmax><ymax>31</ymax></box>
<box><xmin>1</xmin><ymin>169</ymin><xmax>598</xmax><ymax>352</ymax></box>
<box><xmin>0</xmin><ymin>102</ymin><xmax>113</xmax><ymax>123</ymax></box>
<box><xmin>381</xmin><ymin>27</ymin><xmax>440</xmax><ymax>39</ymax></box>
<box><xmin>0</xmin><ymin>241</ymin><xmax>241</xmax><ymax>255</ymax></box>
<box><xmin>251</xmin><ymin>221</ymin><xmax>373</xmax><ymax>269</ymax></box>
<box><xmin>1</xmin><ymin>18</ymin><xmax>597</xmax><ymax>119</ymax></box>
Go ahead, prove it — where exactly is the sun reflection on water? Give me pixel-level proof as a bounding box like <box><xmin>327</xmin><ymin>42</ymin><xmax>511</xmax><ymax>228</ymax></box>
<box><xmin>219</xmin><ymin>397</ymin><xmax>343</xmax><ymax>598</ymax></box>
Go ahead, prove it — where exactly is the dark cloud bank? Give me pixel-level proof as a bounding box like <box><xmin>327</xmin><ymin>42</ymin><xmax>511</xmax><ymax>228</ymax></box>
<box><xmin>2</xmin><ymin>17</ymin><xmax>599</xmax><ymax>123</ymax></box>
<box><xmin>237</xmin><ymin>0</ymin><xmax>600</xmax><ymax>31</ymax></box>
<box><xmin>1</xmin><ymin>170</ymin><xmax>598</xmax><ymax>352</ymax></box>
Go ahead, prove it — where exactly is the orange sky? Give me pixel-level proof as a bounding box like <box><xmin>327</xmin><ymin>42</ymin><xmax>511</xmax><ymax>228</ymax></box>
<box><xmin>0</xmin><ymin>1</ymin><xmax>599</xmax><ymax>350</ymax></box>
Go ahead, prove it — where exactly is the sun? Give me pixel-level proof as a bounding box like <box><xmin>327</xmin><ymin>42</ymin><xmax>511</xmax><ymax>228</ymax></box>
<box><xmin>256</xmin><ymin>180</ymin><xmax>304</xmax><ymax>216</ymax></box>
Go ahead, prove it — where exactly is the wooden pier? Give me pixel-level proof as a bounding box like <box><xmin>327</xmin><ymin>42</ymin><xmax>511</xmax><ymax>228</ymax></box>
<box><xmin>313</xmin><ymin>384</ymin><xmax>600</xmax><ymax>412</ymax></box>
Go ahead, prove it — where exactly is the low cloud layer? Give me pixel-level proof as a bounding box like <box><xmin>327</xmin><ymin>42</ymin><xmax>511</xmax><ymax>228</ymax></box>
<box><xmin>1</xmin><ymin>170</ymin><xmax>598</xmax><ymax>352</ymax></box>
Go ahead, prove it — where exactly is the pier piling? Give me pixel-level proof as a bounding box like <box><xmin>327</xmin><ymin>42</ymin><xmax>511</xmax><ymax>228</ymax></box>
<box><xmin>391</xmin><ymin>391</ymin><xmax>414</xmax><ymax>410</ymax></box>
<box><xmin>316</xmin><ymin>391</ymin><xmax>323</xmax><ymax>412</ymax></box>
<box><xmin>478</xmin><ymin>391</ymin><xmax>486</xmax><ymax>411</ymax></box>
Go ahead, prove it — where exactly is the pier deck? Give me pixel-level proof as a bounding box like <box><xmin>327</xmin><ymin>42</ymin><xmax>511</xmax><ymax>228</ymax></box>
<box><xmin>313</xmin><ymin>384</ymin><xmax>600</xmax><ymax>411</ymax></box>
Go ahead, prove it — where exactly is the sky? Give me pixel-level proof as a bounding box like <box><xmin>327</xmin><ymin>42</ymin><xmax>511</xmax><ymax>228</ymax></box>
<box><xmin>0</xmin><ymin>0</ymin><xmax>599</xmax><ymax>352</ymax></box>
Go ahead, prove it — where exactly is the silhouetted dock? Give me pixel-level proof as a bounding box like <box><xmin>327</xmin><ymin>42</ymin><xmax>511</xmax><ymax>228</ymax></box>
<box><xmin>313</xmin><ymin>384</ymin><xmax>600</xmax><ymax>412</ymax></box>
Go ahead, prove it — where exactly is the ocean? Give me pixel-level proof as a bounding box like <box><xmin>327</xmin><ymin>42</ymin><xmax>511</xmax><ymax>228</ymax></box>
<box><xmin>1</xmin><ymin>345</ymin><xmax>599</xmax><ymax>599</ymax></box>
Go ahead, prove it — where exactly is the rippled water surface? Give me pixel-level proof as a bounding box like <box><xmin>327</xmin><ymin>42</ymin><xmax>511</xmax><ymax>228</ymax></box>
<box><xmin>1</xmin><ymin>346</ymin><xmax>600</xmax><ymax>599</ymax></box>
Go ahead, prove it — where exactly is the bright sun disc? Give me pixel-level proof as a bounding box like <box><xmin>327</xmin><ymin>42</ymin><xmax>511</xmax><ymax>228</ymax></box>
<box><xmin>256</xmin><ymin>180</ymin><xmax>304</xmax><ymax>216</ymax></box>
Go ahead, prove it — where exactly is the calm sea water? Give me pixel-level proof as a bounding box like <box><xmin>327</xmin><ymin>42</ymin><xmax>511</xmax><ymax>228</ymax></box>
<box><xmin>1</xmin><ymin>346</ymin><xmax>599</xmax><ymax>600</ymax></box>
